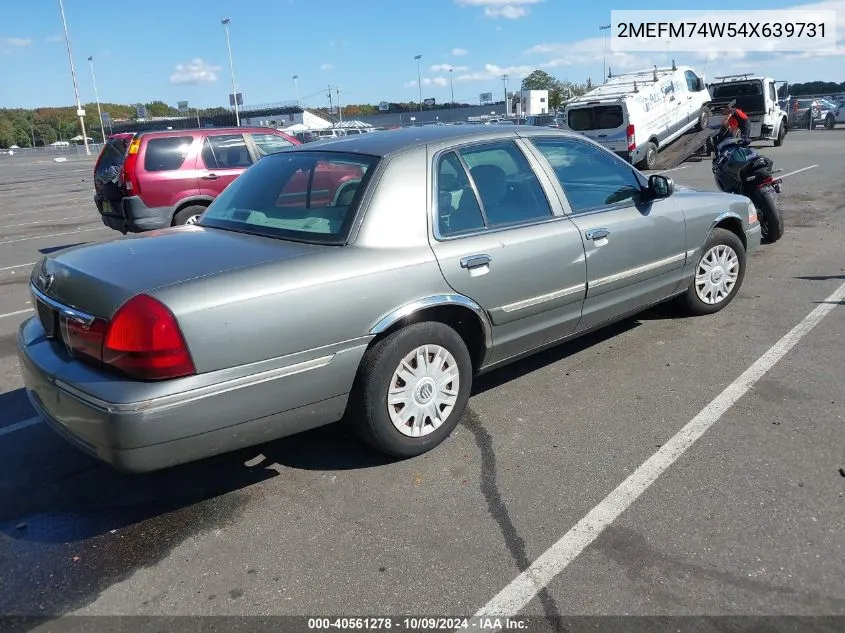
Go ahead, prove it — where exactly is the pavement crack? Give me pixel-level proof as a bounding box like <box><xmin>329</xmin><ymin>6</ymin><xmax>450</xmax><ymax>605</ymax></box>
<box><xmin>463</xmin><ymin>409</ymin><xmax>565</xmax><ymax>632</ymax></box>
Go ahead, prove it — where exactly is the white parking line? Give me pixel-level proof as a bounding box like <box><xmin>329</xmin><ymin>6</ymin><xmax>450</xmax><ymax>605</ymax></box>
<box><xmin>0</xmin><ymin>262</ymin><xmax>35</xmax><ymax>272</ymax></box>
<box><xmin>0</xmin><ymin>226</ymin><xmax>107</xmax><ymax>246</ymax></box>
<box><xmin>0</xmin><ymin>309</ymin><xmax>33</xmax><ymax>320</ymax></box>
<box><xmin>777</xmin><ymin>164</ymin><xmax>818</xmax><ymax>180</ymax></box>
<box><xmin>0</xmin><ymin>416</ymin><xmax>41</xmax><ymax>437</ymax></box>
<box><xmin>0</xmin><ymin>214</ymin><xmax>90</xmax><ymax>229</ymax></box>
<box><xmin>659</xmin><ymin>165</ymin><xmax>688</xmax><ymax>173</ymax></box>
<box><xmin>473</xmin><ymin>279</ymin><xmax>845</xmax><ymax>622</ymax></box>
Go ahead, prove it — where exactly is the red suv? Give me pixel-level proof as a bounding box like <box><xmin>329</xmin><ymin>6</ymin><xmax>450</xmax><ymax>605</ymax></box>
<box><xmin>94</xmin><ymin>127</ymin><xmax>300</xmax><ymax>233</ymax></box>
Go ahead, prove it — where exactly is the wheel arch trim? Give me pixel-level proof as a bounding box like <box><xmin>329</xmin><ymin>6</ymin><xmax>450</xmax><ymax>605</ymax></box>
<box><xmin>369</xmin><ymin>294</ymin><xmax>494</xmax><ymax>359</ymax></box>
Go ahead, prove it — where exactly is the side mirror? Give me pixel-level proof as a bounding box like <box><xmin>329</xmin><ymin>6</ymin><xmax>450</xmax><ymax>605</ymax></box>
<box><xmin>647</xmin><ymin>174</ymin><xmax>674</xmax><ymax>199</ymax></box>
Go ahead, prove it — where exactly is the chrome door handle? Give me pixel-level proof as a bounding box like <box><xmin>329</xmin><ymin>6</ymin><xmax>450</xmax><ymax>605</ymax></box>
<box><xmin>460</xmin><ymin>254</ymin><xmax>492</xmax><ymax>269</ymax></box>
<box><xmin>585</xmin><ymin>228</ymin><xmax>610</xmax><ymax>240</ymax></box>
<box><xmin>202</xmin><ymin>173</ymin><xmax>219</xmax><ymax>180</ymax></box>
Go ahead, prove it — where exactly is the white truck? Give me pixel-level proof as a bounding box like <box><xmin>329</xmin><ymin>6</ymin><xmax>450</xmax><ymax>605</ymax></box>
<box><xmin>705</xmin><ymin>74</ymin><xmax>789</xmax><ymax>146</ymax></box>
<box><xmin>559</xmin><ymin>62</ymin><xmax>711</xmax><ymax>170</ymax></box>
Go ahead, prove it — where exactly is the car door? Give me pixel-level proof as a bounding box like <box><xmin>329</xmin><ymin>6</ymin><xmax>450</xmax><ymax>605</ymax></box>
<box><xmin>427</xmin><ymin>139</ymin><xmax>587</xmax><ymax>365</ymax></box>
<box><xmin>197</xmin><ymin>133</ymin><xmax>253</xmax><ymax>196</ymax></box>
<box><xmin>527</xmin><ymin>136</ymin><xmax>687</xmax><ymax>332</ymax></box>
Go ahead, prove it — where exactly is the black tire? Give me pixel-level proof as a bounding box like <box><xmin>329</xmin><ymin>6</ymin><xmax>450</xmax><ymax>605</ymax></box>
<box><xmin>754</xmin><ymin>187</ymin><xmax>785</xmax><ymax>243</ymax></box>
<box><xmin>825</xmin><ymin>115</ymin><xmax>835</xmax><ymax>130</ymax></box>
<box><xmin>696</xmin><ymin>107</ymin><xmax>708</xmax><ymax>132</ymax></box>
<box><xmin>774</xmin><ymin>122</ymin><xmax>786</xmax><ymax>147</ymax></box>
<box><xmin>173</xmin><ymin>204</ymin><xmax>207</xmax><ymax>226</ymax></box>
<box><xmin>346</xmin><ymin>321</ymin><xmax>473</xmax><ymax>458</ymax></box>
<box><xmin>678</xmin><ymin>228</ymin><xmax>747</xmax><ymax>316</ymax></box>
<box><xmin>637</xmin><ymin>141</ymin><xmax>658</xmax><ymax>170</ymax></box>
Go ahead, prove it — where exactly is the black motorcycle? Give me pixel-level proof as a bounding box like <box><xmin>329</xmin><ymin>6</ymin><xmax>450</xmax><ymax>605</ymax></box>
<box><xmin>707</xmin><ymin>126</ymin><xmax>785</xmax><ymax>243</ymax></box>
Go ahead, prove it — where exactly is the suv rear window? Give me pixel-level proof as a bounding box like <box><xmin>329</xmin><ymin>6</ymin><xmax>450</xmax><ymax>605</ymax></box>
<box><xmin>143</xmin><ymin>136</ymin><xmax>193</xmax><ymax>172</ymax></box>
<box><xmin>198</xmin><ymin>151</ymin><xmax>379</xmax><ymax>245</ymax></box>
<box><xmin>567</xmin><ymin>106</ymin><xmax>624</xmax><ymax>131</ymax></box>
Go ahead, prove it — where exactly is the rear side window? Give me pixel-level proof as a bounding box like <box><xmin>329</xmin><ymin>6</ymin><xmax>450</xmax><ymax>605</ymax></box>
<box><xmin>201</xmin><ymin>134</ymin><xmax>252</xmax><ymax>169</ymax></box>
<box><xmin>198</xmin><ymin>151</ymin><xmax>378</xmax><ymax>244</ymax></box>
<box><xmin>143</xmin><ymin>136</ymin><xmax>193</xmax><ymax>172</ymax></box>
<box><xmin>250</xmin><ymin>133</ymin><xmax>294</xmax><ymax>156</ymax></box>
<box><xmin>567</xmin><ymin>106</ymin><xmax>624</xmax><ymax>131</ymax></box>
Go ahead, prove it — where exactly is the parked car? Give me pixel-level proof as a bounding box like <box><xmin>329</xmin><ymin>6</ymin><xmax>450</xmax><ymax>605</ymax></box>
<box><xmin>562</xmin><ymin>63</ymin><xmax>711</xmax><ymax>170</ymax></box>
<box><xmin>524</xmin><ymin>114</ymin><xmax>560</xmax><ymax>127</ymax></box>
<box><xmin>19</xmin><ymin>126</ymin><xmax>760</xmax><ymax>472</ymax></box>
<box><xmin>785</xmin><ymin>97</ymin><xmax>836</xmax><ymax>129</ymax></box>
<box><xmin>93</xmin><ymin>126</ymin><xmax>300</xmax><ymax>233</ymax></box>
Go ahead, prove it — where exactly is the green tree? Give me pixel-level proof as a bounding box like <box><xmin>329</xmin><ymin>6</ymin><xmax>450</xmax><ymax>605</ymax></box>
<box><xmin>521</xmin><ymin>70</ymin><xmax>560</xmax><ymax>91</ymax></box>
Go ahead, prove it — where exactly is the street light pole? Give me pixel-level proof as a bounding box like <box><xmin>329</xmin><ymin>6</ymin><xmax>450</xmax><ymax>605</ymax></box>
<box><xmin>292</xmin><ymin>74</ymin><xmax>300</xmax><ymax>107</ymax></box>
<box><xmin>414</xmin><ymin>54</ymin><xmax>423</xmax><ymax>112</ymax></box>
<box><xmin>221</xmin><ymin>18</ymin><xmax>240</xmax><ymax>126</ymax></box>
<box><xmin>449</xmin><ymin>68</ymin><xmax>454</xmax><ymax>107</ymax></box>
<box><xmin>599</xmin><ymin>24</ymin><xmax>611</xmax><ymax>83</ymax></box>
<box><xmin>502</xmin><ymin>74</ymin><xmax>508</xmax><ymax>117</ymax></box>
<box><xmin>87</xmin><ymin>56</ymin><xmax>106</xmax><ymax>145</ymax></box>
<box><xmin>57</xmin><ymin>0</ymin><xmax>90</xmax><ymax>155</ymax></box>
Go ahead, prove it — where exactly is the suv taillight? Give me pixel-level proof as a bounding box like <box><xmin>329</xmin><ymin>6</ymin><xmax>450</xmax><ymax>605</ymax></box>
<box><xmin>65</xmin><ymin>294</ymin><xmax>195</xmax><ymax>381</ymax></box>
<box><xmin>626</xmin><ymin>124</ymin><xmax>636</xmax><ymax>152</ymax></box>
<box><xmin>120</xmin><ymin>137</ymin><xmax>141</xmax><ymax>193</ymax></box>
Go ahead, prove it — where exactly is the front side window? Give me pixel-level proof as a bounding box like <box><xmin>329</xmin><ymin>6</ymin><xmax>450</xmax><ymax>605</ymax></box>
<box><xmin>250</xmin><ymin>133</ymin><xmax>294</xmax><ymax>156</ymax></box>
<box><xmin>143</xmin><ymin>136</ymin><xmax>193</xmax><ymax>172</ymax></box>
<box><xmin>199</xmin><ymin>151</ymin><xmax>377</xmax><ymax>244</ymax></box>
<box><xmin>531</xmin><ymin>138</ymin><xmax>643</xmax><ymax>213</ymax></box>
<box><xmin>685</xmin><ymin>70</ymin><xmax>699</xmax><ymax>92</ymax></box>
<box><xmin>201</xmin><ymin>134</ymin><xmax>252</xmax><ymax>169</ymax></box>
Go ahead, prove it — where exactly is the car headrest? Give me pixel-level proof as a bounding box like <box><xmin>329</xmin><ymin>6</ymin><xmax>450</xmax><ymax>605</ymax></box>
<box><xmin>470</xmin><ymin>164</ymin><xmax>507</xmax><ymax>207</ymax></box>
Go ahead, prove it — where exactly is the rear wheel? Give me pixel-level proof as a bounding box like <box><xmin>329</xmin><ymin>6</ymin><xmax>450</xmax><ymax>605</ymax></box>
<box><xmin>173</xmin><ymin>204</ymin><xmax>207</xmax><ymax>226</ymax></box>
<box><xmin>678</xmin><ymin>228</ymin><xmax>746</xmax><ymax>316</ymax></box>
<box><xmin>347</xmin><ymin>322</ymin><xmax>472</xmax><ymax>457</ymax></box>
<box><xmin>696</xmin><ymin>107</ymin><xmax>708</xmax><ymax>131</ymax></box>
<box><xmin>754</xmin><ymin>188</ymin><xmax>785</xmax><ymax>243</ymax></box>
<box><xmin>825</xmin><ymin>115</ymin><xmax>835</xmax><ymax>130</ymax></box>
<box><xmin>774</xmin><ymin>122</ymin><xmax>786</xmax><ymax>147</ymax></box>
<box><xmin>637</xmin><ymin>141</ymin><xmax>658</xmax><ymax>170</ymax></box>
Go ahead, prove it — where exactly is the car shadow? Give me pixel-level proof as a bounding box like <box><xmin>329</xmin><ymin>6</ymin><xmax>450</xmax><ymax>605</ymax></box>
<box><xmin>38</xmin><ymin>242</ymin><xmax>90</xmax><ymax>254</ymax></box>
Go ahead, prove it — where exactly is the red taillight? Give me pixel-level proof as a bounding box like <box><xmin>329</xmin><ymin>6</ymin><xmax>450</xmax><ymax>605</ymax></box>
<box><xmin>101</xmin><ymin>294</ymin><xmax>195</xmax><ymax>381</ymax></box>
<box><xmin>626</xmin><ymin>124</ymin><xmax>636</xmax><ymax>152</ymax></box>
<box><xmin>120</xmin><ymin>137</ymin><xmax>141</xmax><ymax>193</ymax></box>
<box><xmin>757</xmin><ymin>176</ymin><xmax>781</xmax><ymax>189</ymax></box>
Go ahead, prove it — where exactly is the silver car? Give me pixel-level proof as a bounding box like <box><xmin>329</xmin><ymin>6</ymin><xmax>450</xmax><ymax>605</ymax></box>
<box><xmin>17</xmin><ymin>126</ymin><xmax>761</xmax><ymax>472</ymax></box>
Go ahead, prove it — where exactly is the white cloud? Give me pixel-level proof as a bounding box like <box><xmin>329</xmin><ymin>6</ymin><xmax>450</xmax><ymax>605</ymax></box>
<box><xmin>451</xmin><ymin>48</ymin><xmax>469</xmax><ymax>56</ymax></box>
<box><xmin>430</xmin><ymin>64</ymin><xmax>469</xmax><ymax>72</ymax></box>
<box><xmin>454</xmin><ymin>0</ymin><xmax>542</xmax><ymax>19</ymax></box>
<box><xmin>1</xmin><ymin>37</ymin><xmax>32</xmax><ymax>47</ymax></box>
<box><xmin>169</xmin><ymin>58</ymin><xmax>221</xmax><ymax>84</ymax></box>
<box><xmin>404</xmin><ymin>77</ymin><xmax>450</xmax><ymax>88</ymax></box>
<box><xmin>453</xmin><ymin>63</ymin><xmax>535</xmax><ymax>83</ymax></box>
<box><xmin>320</xmin><ymin>63</ymin><xmax>333</xmax><ymax>70</ymax></box>
<box><xmin>45</xmin><ymin>35</ymin><xmax>63</xmax><ymax>42</ymax></box>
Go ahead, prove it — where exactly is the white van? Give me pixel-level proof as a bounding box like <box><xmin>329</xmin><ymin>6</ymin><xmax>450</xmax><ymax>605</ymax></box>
<box><xmin>561</xmin><ymin>63</ymin><xmax>711</xmax><ymax>170</ymax></box>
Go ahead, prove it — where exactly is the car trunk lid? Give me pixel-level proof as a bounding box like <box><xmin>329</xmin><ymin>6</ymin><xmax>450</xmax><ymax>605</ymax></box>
<box><xmin>30</xmin><ymin>226</ymin><xmax>329</xmax><ymax>321</ymax></box>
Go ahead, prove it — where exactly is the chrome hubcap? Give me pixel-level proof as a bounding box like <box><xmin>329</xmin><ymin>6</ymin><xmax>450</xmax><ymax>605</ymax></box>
<box><xmin>388</xmin><ymin>344</ymin><xmax>460</xmax><ymax>438</ymax></box>
<box><xmin>695</xmin><ymin>244</ymin><xmax>740</xmax><ymax>305</ymax></box>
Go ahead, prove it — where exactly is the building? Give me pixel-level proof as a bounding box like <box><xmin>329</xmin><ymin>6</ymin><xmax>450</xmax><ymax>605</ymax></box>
<box><xmin>241</xmin><ymin>109</ymin><xmax>332</xmax><ymax>130</ymax></box>
<box><xmin>517</xmin><ymin>89</ymin><xmax>550</xmax><ymax>117</ymax></box>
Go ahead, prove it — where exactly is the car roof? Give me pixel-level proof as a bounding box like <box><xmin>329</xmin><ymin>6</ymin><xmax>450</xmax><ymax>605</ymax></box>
<box><xmin>135</xmin><ymin>126</ymin><xmax>284</xmax><ymax>138</ymax></box>
<box><xmin>285</xmin><ymin>125</ymin><xmax>579</xmax><ymax>158</ymax></box>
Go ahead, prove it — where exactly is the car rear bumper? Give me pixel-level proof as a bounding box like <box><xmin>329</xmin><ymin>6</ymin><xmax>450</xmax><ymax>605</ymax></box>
<box><xmin>16</xmin><ymin>316</ymin><xmax>366</xmax><ymax>473</ymax></box>
<box><xmin>95</xmin><ymin>193</ymin><xmax>172</xmax><ymax>233</ymax></box>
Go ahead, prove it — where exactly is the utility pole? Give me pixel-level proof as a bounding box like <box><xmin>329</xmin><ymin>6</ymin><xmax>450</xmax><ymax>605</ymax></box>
<box><xmin>599</xmin><ymin>24</ymin><xmax>611</xmax><ymax>83</ymax></box>
<box><xmin>502</xmin><ymin>74</ymin><xmax>509</xmax><ymax>117</ymax></box>
<box><xmin>449</xmin><ymin>68</ymin><xmax>455</xmax><ymax>107</ymax></box>
<box><xmin>57</xmin><ymin>0</ymin><xmax>90</xmax><ymax>155</ymax></box>
<box><xmin>87</xmin><ymin>56</ymin><xmax>107</xmax><ymax>144</ymax></box>
<box><xmin>414</xmin><ymin>54</ymin><xmax>423</xmax><ymax>112</ymax></box>
<box><xmin>293</xmin><ymin>75</ymin><xmax>300</xmax><ymax>107</ymax></box>
<box><xmin>221</xmin><ymin>18</ymin><xmax>240</xmax><ymax>126</ymax></box>
<box><xmin>336</xmin><ymin>87</ymin><xmax>343</xmax><ymax>125</ymax></box>
<box><xmin>327</xmin><ymin>85</ymin><xmax>334</xmax><ymax>120</ymax></box>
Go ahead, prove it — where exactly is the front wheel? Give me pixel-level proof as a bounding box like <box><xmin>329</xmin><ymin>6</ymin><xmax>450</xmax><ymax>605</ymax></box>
<box><xmin>754</xmin><ymin>187</ymin><xmax>785</xmax><ymax>243</ymax></box>
<box><xmin>825</xmin><ymin>115</ymin><xmax>836</xmax><ymax>130</ymax></box>
<box><xmin>347</xmin><ymin>322</ymin><xmax>473</xmax><ymax>457</ymax></box>
<box><xmin>637</xmin><ymin>141</ymin><xmax>658</xmax><ymax>170</ymax></box>
<box><xmin>678</xmin><ymin>228</ymin><xmax>746</xmax><ymax>316</ymax></box>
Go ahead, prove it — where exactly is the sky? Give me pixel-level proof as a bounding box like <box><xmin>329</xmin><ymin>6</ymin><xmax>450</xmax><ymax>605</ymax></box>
<box><xmin>1</xmin><ymin>0</ymin><xmax>843</xmax><ymax>110</ymax></box>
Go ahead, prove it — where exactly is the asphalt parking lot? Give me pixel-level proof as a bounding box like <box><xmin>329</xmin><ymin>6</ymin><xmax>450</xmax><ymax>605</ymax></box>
<box><xmin>0</xmin><ymin>131</ymin><xmax>843</xmax><ymax>630</ymax></box>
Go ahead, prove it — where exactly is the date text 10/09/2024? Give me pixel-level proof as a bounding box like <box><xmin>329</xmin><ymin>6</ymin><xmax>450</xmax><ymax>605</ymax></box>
<box><xmin>617</xmin><ymin>21</ymin><xmax>826</xmax><ymax>39</ymax></box>
<box><xmin>307</xmin><ymin>618</ymin><xmax>529</xmax><ymax>631</ymax></box>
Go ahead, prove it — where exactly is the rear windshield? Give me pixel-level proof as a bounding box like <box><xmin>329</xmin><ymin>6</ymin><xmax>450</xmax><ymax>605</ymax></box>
<box><xmin>567</xmin><ymin>106</ymin><xmax>624</xmax><ymax>131</ymax></box>
<box><xmin>198</xmin><ymin>151</ymin><xmax>379</xmax><ymax>245</ymax></box>
<box><xmin>95</xmin><ymin>137</ymin><xmax>131</xmax><ymax>177</ymax></box>
<box><xmin>529</xmin><ymin>115</ymin><xmax>555</xmax><ymax>126</ymax></box>
<box><xmin>712</xmin><ymin>82</ymin><xmax>763</xmax><ymax>99</ymax></box>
